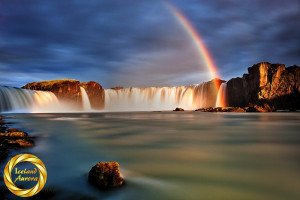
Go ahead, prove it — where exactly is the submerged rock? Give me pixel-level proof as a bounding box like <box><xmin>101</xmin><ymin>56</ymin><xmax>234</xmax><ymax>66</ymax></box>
<box><xmin>195</xmin><ymin>107</ymin><xmax>247</xmax><ymax>112</ymax></box>
<box><xmin>0</xmin><ymin>118</ymin><xmax>34</xmax><ymax>148</ymax></box>
<box><xmin>88</xmin><ymin>162</ymin><xmax>124</xmax><ymax>189</ymax></box>
<box><xmin>0</xmin><ymin>130</ymin><xmax>28</xmax><ymax>137</ymax></box>
<box><xmin>4</xmin><ymin>139</ymin><xmax>34</xmax><ymax>147</ymax></box>
<box><xmin>173</xmin><ymin>107</ymin><xmax>184</xmax><ymax>111</ymax></box>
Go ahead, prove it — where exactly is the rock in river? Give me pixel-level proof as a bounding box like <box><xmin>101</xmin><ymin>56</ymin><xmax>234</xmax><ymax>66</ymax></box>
<box><xmin>88</xmin><ymin>161</ymin><xmax>124</xmax><ymax>189</ymax></box>
<box><xmin>173</xmin><ymin>107</ymin><xmax>184</xmax><ymax>111</ymax></box>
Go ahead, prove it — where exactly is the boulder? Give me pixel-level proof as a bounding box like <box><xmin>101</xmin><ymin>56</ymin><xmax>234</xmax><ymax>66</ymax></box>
<box><xmin>173</xmin><ymin>107</ymin><xmax>184</xmax><ymax>111</ymax></box>
<box><xmin>0</xmin><ymin>131</ymin><xmax>28</xmax><ymax>138</ymax></box>
<box><xmin>88</xmin><ymin>162</ymin><xmax>124</xmax><ymax>189</ymax></box>
<box><xmin>4</xmin><ymin>139</ymin><xmax>34</xmax><ymax>147</ymax></box>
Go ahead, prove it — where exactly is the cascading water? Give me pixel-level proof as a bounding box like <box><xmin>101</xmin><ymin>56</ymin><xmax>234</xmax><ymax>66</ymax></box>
<box><xmin>80</xmin><ymin>87</ymin><xmax>92</xmax><ymax>111</ymax></box>
<box><xmin>215</xmin><ymin>83</ymin><xmax>227</xmax><ymax>107</ymax></box>
<box><xmin>104</xmin><ymin>82</ymin><xmax>218</xmax><ymax>111</ymax></box>
<box><xmin>0</xmin><ymin>86</ymin><xmax>60</xmax><ymax>113</ymax></box>
<box><xmin>1</xmin><ymin>81</ymin><xmax>221</xmax><ymax>112</ymax></box>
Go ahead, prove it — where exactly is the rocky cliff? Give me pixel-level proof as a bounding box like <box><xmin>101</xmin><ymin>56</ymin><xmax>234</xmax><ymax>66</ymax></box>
<box><xmin>227</xmin><ymin>62</ymin><xmax>300</xmax><ymax>110</ymax></box>
<box><xmin>80</xmin><ymin>81</ymin><xmax>105</xmax><ymax>109</ymax></box>
<box><xmin>22</xmin><ymin>79</ymin><xmax>105</xmax><ymax>109</ymax></box>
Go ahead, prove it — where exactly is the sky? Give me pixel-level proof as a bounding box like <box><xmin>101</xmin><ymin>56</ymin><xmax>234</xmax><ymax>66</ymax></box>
<box><xmin>0</xmin><ymin>0</ymin><xmax>299</xmax><ymax>88</ymax></box>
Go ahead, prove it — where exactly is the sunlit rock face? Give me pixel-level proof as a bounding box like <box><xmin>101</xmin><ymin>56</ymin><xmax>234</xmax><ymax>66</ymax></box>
<box><xmin>80</xmin><ymin>81</ymin><xmax>105</xmax><ymax>109</ymax></box>
<box><xmin>23</xmin><ymin>79</ymin><xmax>82</xmax><ymax>108</ymax></box>
<box><xmin>227</xmin><ymin>62</ymin><xmax>300</xmax><ymax>110</ymax></box>
<box><xmin>23</xmin><ymin>79</ymin><xmax>105</xmax><ymax>110</ymax></box>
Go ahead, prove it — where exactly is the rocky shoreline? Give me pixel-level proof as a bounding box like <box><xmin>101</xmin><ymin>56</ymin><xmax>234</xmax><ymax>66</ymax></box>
<box><xmin>195</xmin><ymin>106</ymin><xmax>277</xmax><ymax>113</ymax></box>
<box><xmin>0</xmin><ymin>115</ymin><xmax>37</xmax><ymax>199</ymax></box>
<box><xmin>0</xmin><ymin>115</ymin><xmax>34</xmax><ymax>163</ymax></box>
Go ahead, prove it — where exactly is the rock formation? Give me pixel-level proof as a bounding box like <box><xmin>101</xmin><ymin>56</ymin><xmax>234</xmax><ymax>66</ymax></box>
<box><xmin>227</xmin><ymin>62</ymin><xmax>300</xmax><ymax>110</ymax></box>
<box><xmin>80</xmin><ymin>81</ymin><xmax>105</xmax><ymax>109</ymax></box>
<box><xmin>23</xmin><ymin>79</ymin><xmax>105</xmax><ymax>109</ymax></box>
<box><xmin>173</xmin><ymin>107</ymin><xmax>184</xmax><ymax>111</ymax></box>
<box><xmin>88</xmin><ymin>161</ymin><xmax>124</xmax><ymax>189</ymax></box>
<box><xmin>1</xmin><ymin>116</ymin><xmax>34</xmax><ymax>163</ymax></box>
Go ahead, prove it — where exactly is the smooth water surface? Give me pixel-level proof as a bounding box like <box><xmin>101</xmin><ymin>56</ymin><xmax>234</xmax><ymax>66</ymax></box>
<box><xmin>2</xmin><ymin>112</ymin><xmax>300</xmax><ymax>200</ymax></box>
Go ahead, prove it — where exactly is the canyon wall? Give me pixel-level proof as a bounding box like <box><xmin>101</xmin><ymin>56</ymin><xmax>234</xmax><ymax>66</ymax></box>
<box><xmin>22</xmin><ymin>80</ymin><xmax>104</xmax><ymax>109</ymax></box>
<box><xmin>227</xmin><ymin>62</ymin><xmax>300</xmax><ymax>110</ymax></box>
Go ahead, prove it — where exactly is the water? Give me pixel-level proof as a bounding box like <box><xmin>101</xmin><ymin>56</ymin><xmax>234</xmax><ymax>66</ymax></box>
<box><xmin>1</xmin><ymin>81</ymin><xmax>227</xmax><ymax>112</ymax></box>
<box><xmin>1</xmin><ymin>112</ymin><xmax>300</xmax><ymax>200</ymax></box>
<box><xmin>80</xmin><ymin>87</ymin><xmax>92</xmax><ymax>111</ymax></box>
<box><xmin>216</xmin><ymin>83</ymin><xmax>227</xmax><ymax>107</ymax></box>
<box><xmin>0</xmin><ymin>86</ymin><xmax>60</xmax><ymax>113</ymax></box>
<box><xmin>104</xmin><ymin>82</ymin><xmax>218</xmax><ymax>111</ymax></box>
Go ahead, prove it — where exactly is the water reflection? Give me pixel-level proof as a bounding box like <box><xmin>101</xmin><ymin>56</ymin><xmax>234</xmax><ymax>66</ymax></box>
<box><xmin>2</xmin><ymin>112</ymin><xmax>300</xmax><ymax>200</ymax></box>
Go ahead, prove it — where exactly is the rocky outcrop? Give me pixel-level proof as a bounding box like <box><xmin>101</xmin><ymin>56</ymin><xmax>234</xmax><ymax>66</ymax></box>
<box><xmin>111</xmin><ymin>86</ymin><xmax>124</xmax><ymax>90</ymax></box>
<box><xmin>195</xmin><ymin>105</ymin><xmax>273</xmax><ymax>113</ymax></box>
<box><xmin>88</xmin><ymin>161</ymin><xmax>124</xmax><ymax>189</ymax></box>
<box><xmin>0</xmin><ymin>117</ymin><xmax>34</xmax><ymax>162</ymax></box>
<box><xmin>23</xmin><ymin>79</ymin><xmax>105</xmax><ymax>110</ymax></box>
<box><xmin>196</xmin><ymin>107</ymin><xmax>246</xmax><ymax>112</ymax></box>
<box><xmin>173</xmin><ymin>107</ymin><xmax>184</xmax><ymax>111</ymax></box>
<box><xmin>80</xmin><ymin>81</ymin><xmax>105</xmax><ymax>109</ymax></box>
<box><xmin>23</xmin><ymin>79</ymin><xmax>82</xmax><ymax>107</ymax></box>
<box><xmin>227</xmin><ymin>62</ymin><xmax>300</xmax><ymax>110</ymax></box>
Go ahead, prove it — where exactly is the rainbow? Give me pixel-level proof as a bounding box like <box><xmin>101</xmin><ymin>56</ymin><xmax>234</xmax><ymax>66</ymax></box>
<box><xmin>166</xmin><ymin>2</ymin><xmax>219</xmax><ymax>79</ymax></box>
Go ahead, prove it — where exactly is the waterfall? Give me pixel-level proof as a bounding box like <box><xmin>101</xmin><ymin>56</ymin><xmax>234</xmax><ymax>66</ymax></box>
<box><xmin>215</xmin><ymin>83</ymin><xmax>227</xmax><ymax>107</ymax></box>
<box><xmin>1</xmin><ymin>81</ymin><xmax>221</xmax><ymax>113</ymax></box>
<box><xmin>104</xmin><ymin>82</ymin><xmax>217</xmax><ymax>111</ymax></box>
<box><xmin>0</xmin><ymin>86</ymin><xmax>60</xmax><ymax>113</ymax></box>
<box><xmin>80</xmin><ymin>87</ymin><xmax>92</xmax><ymax>111</ymax></box>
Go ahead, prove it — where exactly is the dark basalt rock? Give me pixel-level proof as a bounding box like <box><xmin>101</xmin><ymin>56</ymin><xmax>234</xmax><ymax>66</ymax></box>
<box><xmin>173</xmin><ymin>107</ymin><xmax>184</xmax><ymax>111</ymax></box>
<box><xmin>227</xmin><ymin>62</ymin><xmax>300</xmax><ymax>110</ymax></box>
<box><xmin>88</xmin><ymin>162</ymin><xmax>124</xmax><ymax>189</ymax></box>
<box><xmin>3</xmin><ymin>139</ymin><xmax>34</xmax><ymax>147</ymax></box>
<box><xmin>195</xmin><ymin>107</ymin><xmax>246</xmax><ymax>112</ymax></box>
<box><xmin>0</xmin><ymin>115</ymin><xmax>35</xmax><ymax>162</ymax></box>
<box><xmin>111</xmin><ymin>86</ymin><xmax>124</xmax><ymax>90</ymax></box>
<box><xmin>0</xmin><ymin>129</ymin><xmax>28</xmax><ymax>137</ymax></box>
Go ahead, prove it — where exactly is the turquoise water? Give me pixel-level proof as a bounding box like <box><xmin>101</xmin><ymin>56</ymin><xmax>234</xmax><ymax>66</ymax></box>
<box><xmin>2</xmin><ymin>112</ymin><xmax>300</xmax><ymax>200</ymax></box>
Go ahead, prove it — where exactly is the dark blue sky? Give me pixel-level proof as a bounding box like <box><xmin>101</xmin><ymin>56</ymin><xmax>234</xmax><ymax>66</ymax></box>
<box><xmin>0</xmin><ymin>0</ymin><xmax>299</xmax><ymax>88</ymax></box>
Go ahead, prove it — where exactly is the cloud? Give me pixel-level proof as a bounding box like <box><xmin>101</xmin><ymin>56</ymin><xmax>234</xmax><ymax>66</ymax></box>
<box><xmin>0</xmin><ymin>0</ymin><xmax>299</xmax><ymax>87</ymax></box>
